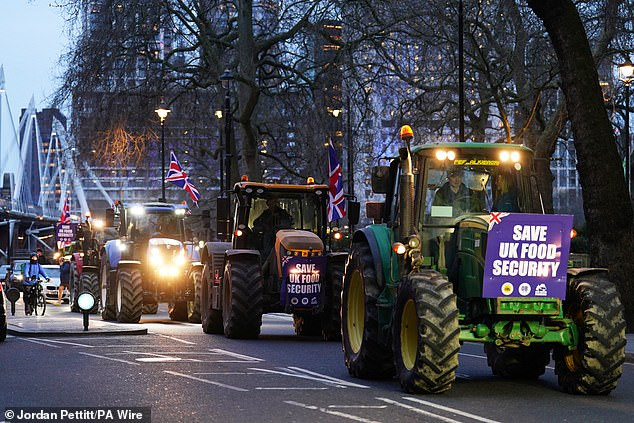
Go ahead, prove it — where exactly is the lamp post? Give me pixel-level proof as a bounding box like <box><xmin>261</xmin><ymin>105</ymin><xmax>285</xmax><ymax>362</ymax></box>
<box><xmin>215</xmin><ymin>109</ymin><xmax>224</xmax><ymax>194</ymax></box>
<box><xmin>154</xmin><ymin>101</ymin><xmax>171</xmax><ymax>202</ymax></box>
<box><xmin>220</xmin><ymin>69</ymin><xmax>234</xmax><ymax>191</ymax></box>
<box><xmin>618</xmin><ymin>60</ymin><xmax>634</xmax><ymax>197</ymax></box>
<box><xmin>458</xmin><ymin>0</ymin><xmax>465</xmax><ymax>143</ymax></box>
<box><xmin>331</xmin><ymin>105</ymin><xmax>354</xmax><ymax>198</ymax></box>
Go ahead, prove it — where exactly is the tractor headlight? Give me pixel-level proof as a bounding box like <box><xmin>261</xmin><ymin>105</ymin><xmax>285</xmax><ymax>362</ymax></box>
<box><xmin>149</xmin><ymin>248</ymin><xmax>163</xmax><ymax>266</ymax></box>
<box><xmin>116</xmin><ymin>240</ymin><xmax>127</xmax><ymax>251</ymax></box>
<box><xmin>392</xmin><ymin>242</ymin><xmax>407</xmax><ymax>255</ymax></box>
<box><xmin>174</xmin><ymin>252</ymin><xmax>187</xmax><ymax>266</ymax></box>
<box><xmin>16</xmin><ymin>274</ymin><xmax>24</xmax><ymax>281</ymax></box>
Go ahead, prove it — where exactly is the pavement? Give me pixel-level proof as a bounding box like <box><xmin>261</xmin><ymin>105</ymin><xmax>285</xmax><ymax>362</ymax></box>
<box><xmin>4</xmin><ymin>297</ymin><xmax>147</xmax><ymax>337</ymax></box>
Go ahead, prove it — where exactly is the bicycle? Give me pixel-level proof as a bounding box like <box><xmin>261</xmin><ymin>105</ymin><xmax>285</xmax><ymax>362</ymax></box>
<box><xmin>23</xmin><ymin>276</ymin><xmax>46</xmax><ymax>316</ymax></box>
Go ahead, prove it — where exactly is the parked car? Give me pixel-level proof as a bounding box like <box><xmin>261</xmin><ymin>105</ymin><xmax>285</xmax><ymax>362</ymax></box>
<box><xmin>41</xmin><ymin>265</ymin><xmax>69</xmax><ymax>303</ymax></box>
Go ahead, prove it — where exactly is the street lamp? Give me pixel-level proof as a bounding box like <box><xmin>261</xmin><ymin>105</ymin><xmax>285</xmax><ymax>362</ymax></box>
<box><xmin>155</xmin><ymin>101</ymin><xmax>171</xmax><ymax>202</ymax></box>
<box><xmin>618</xmin><ymin>60</ymin><xmax>634</xmax><ymax>197</ymax></box>
<box><xmin>219</xmin><ymin>69</ymin><xmax>234</xmax><ymax>191</ymax></box>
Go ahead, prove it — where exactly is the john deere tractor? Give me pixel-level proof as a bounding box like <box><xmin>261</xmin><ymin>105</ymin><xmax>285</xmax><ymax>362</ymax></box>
<box><xmin>341</xmin><ymin>125</ymin><xmax>625</xmax><ymax>395</ymax></box>
<box><xmin>200</xmin><ymin>180</ymin><xmax>358</xmax><ymax>340</ymax></box>
<box><xmin>100</xmin><ymin>202</ymin><xmax>202</xmax><ymax>323</ymax></box>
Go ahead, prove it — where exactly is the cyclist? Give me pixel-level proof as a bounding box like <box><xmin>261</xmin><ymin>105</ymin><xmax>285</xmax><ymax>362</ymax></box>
<box><xmin>22</xmin><ymin>252</ymin><xmax>49</xmax><ymax>315</ymax></box>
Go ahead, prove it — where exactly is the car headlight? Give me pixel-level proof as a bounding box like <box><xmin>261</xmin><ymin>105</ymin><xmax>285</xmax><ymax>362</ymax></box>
<box><xmin>16</xmin><ymin>274</ymin><xmax>24</xmax><ymax>281</ymax></box>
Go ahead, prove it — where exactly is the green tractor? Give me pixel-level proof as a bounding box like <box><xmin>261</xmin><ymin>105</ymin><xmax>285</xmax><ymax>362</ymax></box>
<box><xmin>341</xmin><ymin>125</ymin><xmax>626</xmax><ymax>395</ymax></box>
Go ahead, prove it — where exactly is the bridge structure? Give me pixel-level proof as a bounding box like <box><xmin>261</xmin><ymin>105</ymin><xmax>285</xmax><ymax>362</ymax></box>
<box><xmin>0</xmin><ymin>65</ymin><xmax>90</xmax><ymax>263</ymax></box>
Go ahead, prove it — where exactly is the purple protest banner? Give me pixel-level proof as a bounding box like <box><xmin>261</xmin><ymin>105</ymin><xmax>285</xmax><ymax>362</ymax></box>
<box><xmin>55</xmin><ymin>223</ymin><xmax>78</xmax><ymax>244</ymax></box>
<box><xmin>280</xmin><ymin>255</ymin><xmax>327</xmax><ymax>309</ymax></box>
<box><xmin>483</xmin><ymin>213</ymin><xmax>573</xmax><ymax>299</ymax></box>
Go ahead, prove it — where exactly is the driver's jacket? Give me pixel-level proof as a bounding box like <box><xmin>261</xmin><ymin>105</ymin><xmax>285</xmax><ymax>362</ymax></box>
<box><xmin>22</xmin><ymin>263</ymin><xmax>48</xmax><ymax>285</ymax></box>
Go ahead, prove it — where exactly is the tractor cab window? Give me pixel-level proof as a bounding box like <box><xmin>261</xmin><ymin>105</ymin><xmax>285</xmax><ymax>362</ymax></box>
<box><xmin>129</xmin><ymin>211</ymin><xmax>181</xmax><ymax>240</ymax></box>
<box><xmin>247</xmin><ymin>193</ymin><xmax>324</xmax><ymax>235</ymax></box>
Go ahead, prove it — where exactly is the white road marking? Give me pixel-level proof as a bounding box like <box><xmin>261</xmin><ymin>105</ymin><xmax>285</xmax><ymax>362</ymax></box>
<box><xmin>455</xmin><ymin>373</ymin><xmax>471</xmax><ymax>379</ymax></box>
<box><xmin>328</xmin><ymin>406</ymin><xmax>388</xmax><ymax>409</ymax></box>
<box><xmin>376</xmin><ymin>398</ymin><xmax>463</xmax><ymax>423</ymax></box>
<box><xmin>286</xmin><ymin>366</ymin><xmax>370</xmax><ymax>389</ymax></box>
<box><xmin>255</xmin><ymin>386</ymin><xmax>328</xmax><ymax>391</ymax></box>
<box><xmin>44</xmin><ymin>339</ymin><xmax>94</xmax><ymax>348</ymax></box>
<box><xmin>250</xmin><ymin>367</ymin><xmax>365</xmax><ymax>388</ymax></box>
<box><xmin>136</xmin><ymin>357</ymin><xmax>184</xmax><ymax>362</ymax></box>
<box><xmin>266</xmin><ymin>313</ymin><xmax>293</xmax><ymax>320</ymax></box>
<box><xmin>194</xmin><ymin>372</ymin><xmax>264</xmax><ymax>375</ymax></box>
<box><xmin>209</xmin><ymin>348</ymin><xmax>264</xmax><ymax>362</ymax></box>
<box><xmin>458</xmin><ymin>352</ymin><xmax>486</xmax><ymax>360</ymax></box>
<box><xmin>77</xmin><ymin>352</ymin><xmax>140</xmax><ymax>366</ymax></box>
<box><xmin>624</xmin><ymin>362</ymin><xmax>634</xmax><ymax>367</ymax></box>
<box><xmin>285</xmin><ymin>401</ymin><xmax>382</xmax><ymax>423</ymax></box>
<box><xmin>403</xmin><ymin>397</ymin><xmax>502</xmax><ymax>423</ymax></box>
<box><xmin>151</xmin><ymin>333</ymin><xmax>196</xmax><ymax>345</ymax></box>
<box><xmin>164</xmin><ymin>371</ymin><xmax>248</xmax><ymax>392</ymax></box>
<box><xmin>19</xmin><ymin>338</ymin><xmax>61</xmax><ymax>348</ymax></box>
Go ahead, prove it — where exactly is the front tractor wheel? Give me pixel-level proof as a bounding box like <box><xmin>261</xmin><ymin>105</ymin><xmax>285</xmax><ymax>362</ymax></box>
<box><xmin>187</xmin><ymin>269</ymin><xmax>202</xmax><ymax>323</ymax></box>
<box><xmin>392</xmin><ymin>272</ymin><xmax>460</xmax><ymax>394</ymax></box>
<box><xmin>222</xmin><ymin>257</ymin><xmax>263</xmax><ymax>339</ymax></box>
<box><xmin>115</xmin><ymin>268</ymin><xmax>143</xmax><ymax>323</ymax></box>
<box><xmin>321</xmin><ymin>258</ymin><xmax>344</xmax><ymax>341</ymax></box>
<box><xmin>201</xmin><ymin>264</ymin><xmax>223</xmax><ymax>334</ymax></box>
<box><xmin>341</xmin><ymin>242</ymin><xmax>394</xmax><ymax>379</ymax></box>
<box><xmin>554</xmin><ymin>274</ymin><xmax>626</xmax><ymax>395</ymax></box>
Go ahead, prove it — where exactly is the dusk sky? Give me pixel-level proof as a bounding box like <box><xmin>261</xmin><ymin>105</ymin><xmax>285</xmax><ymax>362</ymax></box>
<box><xmin>0</xmin><ymin>0</ymin><xmax>68</xmax><ymax>122</ymax></box>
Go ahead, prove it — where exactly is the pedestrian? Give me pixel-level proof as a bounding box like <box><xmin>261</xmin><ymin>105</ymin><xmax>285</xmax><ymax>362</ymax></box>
<box><xmin>58</xmin><ymin>257</ymin><xmax>71</xmax><ymax>306</ymax></box>
<box><xmin>36</xmin><ymin>248</ymin><xmax>45</xmax><ymax>264</ymax></box>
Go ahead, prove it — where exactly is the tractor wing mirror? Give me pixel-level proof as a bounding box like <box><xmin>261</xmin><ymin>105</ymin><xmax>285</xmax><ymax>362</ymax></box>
<box><xmin>371</xmin><ymin>166</ymin><xmax>390</xmax><ymax>194</ymax></box>
<box><xmin>347</xmin><ymin>201</ymin><xmax>360</xmax><ymax>226</ymax></box>
<box><xmin>366</xmin><ymin>202</ymin><xmax>384</xmax><ymax>223</ymax></box>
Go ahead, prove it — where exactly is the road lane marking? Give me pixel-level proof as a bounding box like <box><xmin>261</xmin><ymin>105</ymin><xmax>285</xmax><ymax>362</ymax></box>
<box><xmin>455</xmin><ymin>373</ymin><xmax>471</xmax><ymax>379</ymax></box>
<box><xmin>286</xmin><ymin>366</ymin><xmax>370</xmax><ymax>388</ymax></box>
<box><xmin>209</xmin><ymin>348</ymin><xmax>264</xmax><ymax>362</ymax></box>
<box><xmin>250</xmin><ymin>367</ymin><xmax>366</xmax><ymax>388</ymax></box>
<box><xmin>266</xmin><ymin>313</ymin><xmax>293</xmax><ymax>321</ymax></box>
<box><xmin>458</xmin><ymin>353</ymin><xmax>486</xmax><ymax>360</ymax></box>
<box><xmin>45</xmin><ymin>339</ymin><xmax>94</xmax><ymax>347</ymax></box>
<box><xmin>151</xmin><ymin>333</ymin><xmax>196</xmax><ymax>345</ymax></box>
<box><xmin>328</xmin><ymin>406</ymin><xmax>388</xmax><ymax>409</ymax></box>
<box><xmin>78</xmin><ymin>352</ymin><xmax>140</xmax><ymax>366</ymax></box>
<box><xmin>403</xmin><ymin>397</ymin><xmax>502</xmax><ymax>423</ymax></box>
<box><xmin>376</xmin><ymin>398</ymin><xmax>463</xmax><ymax>423</ymax></box>
<box><xmin>194</xmin><ymin>372</ymin><xmax>264</xmax><ymax>375</ymax></box>
<box><xmin>164</xmin><ymin>371</ymin><xmax>248</xmax><ymax>392</ymax></box>
<box><xmin>255</xmin><ymin>386</ymin><xmax>328</xmax><ymax>391</ymax></box>
<box><xmin>284</xmin><ymin>401</ymin><xmax>382</xmax><ymax>423</ymax></box>
<box><xmin>20</xmin><ymin>338</ymin><xmax>61</xmax><ymax>348</ymax></box>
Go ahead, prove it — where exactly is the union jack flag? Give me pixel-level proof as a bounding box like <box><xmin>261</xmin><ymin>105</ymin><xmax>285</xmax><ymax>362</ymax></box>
<box><xmin>165</xmin><ymin>151</ymin><xmax>200</xmax><ymax>206</ymax></box>
<box><xmin>327</xmin><ymin>139</ymin><xmax>346</xmax><ymax>222</ymax></box>
<box><xmin>59</xmin><ymin>197</ymin><xmax>70</xmax><ymax>224</ymax></box>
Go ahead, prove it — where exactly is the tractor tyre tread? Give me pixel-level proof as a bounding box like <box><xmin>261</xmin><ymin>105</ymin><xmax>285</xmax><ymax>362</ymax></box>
<box><xmin>116</xmin><ymin>269</ymin><xmax>143</xmax><ymax>323</ymax></box>
<box><xmin>188</xmin><ymin>269</ymin><xmax>202</xmax><ymax>323</ymax></box>
<box><xmin>321</xmin><ymin>259</ymin><xmax>344</xmax><ymax>341</ymax></box>
<box><xmin>223</xmin><ymin>258</ymin><xmax>263</xmax><ymax>339</ymax></box>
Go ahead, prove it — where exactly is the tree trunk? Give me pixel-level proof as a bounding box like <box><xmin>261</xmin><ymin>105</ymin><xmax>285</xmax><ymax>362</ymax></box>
<box><xmin>237</xmin><ymin>0</ymin><xmax>261</xmax><ymax>182</ymax></box>
<box><xmin>529</xmin><ymin>0</ymin><xmax>634</xmax><ymax>330</ymax></box>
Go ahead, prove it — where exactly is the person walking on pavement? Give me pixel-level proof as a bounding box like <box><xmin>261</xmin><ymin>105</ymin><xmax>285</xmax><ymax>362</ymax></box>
<box><xmin>36</xmin><ymin>248</ymin><xmax>46</xmax><ymax>264</ymax></box>
<box><xmin>58</xmin><ymin>257</ymin><xmax>71</xmax><ymax>306</ymax></box>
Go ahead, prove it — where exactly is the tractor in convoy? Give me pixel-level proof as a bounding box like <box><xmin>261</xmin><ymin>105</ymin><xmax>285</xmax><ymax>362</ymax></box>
<box><xmin>200</xmin><ymin>179</ymin><xmax>359</xmax><ymax>340</ymax></box>
<box><xmin>99</xmin><ymin>201</ymin><xmax>202</xmax><ymax>323</ymax></box>
<box><xmin>340</xmin><ymin>125</ymin><xmax>625</xmax><ymax>395</ymax></box>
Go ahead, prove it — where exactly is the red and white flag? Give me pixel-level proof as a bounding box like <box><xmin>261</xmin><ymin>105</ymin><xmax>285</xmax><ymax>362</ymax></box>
<box><xmin>59</xmin><ymin>197</ymin><xmax>71</xmax><ymax>224</ymax></box>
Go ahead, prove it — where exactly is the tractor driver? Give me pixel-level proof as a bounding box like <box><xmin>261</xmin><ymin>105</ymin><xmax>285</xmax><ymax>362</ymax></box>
<box><xmin>253</xmin><ymin>196</ymin><xmax>294</xmax><ymax>275</ymax></box>
<box><xmin>433</xmin><ymin>168</ymin><xmax>484</xmax><ymax>215</ymax></box>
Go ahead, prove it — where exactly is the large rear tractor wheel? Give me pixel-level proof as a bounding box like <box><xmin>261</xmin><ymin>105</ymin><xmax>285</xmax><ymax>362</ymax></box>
<box><xmin>201</xmin><ymin>264</ymin><xmax>223</xmax><ymax>334</ymax></box>
<box><xmin>187</xmin><ymin>269</ymin><xmax>202</xmax><ymax>323</ymax></box>
<box><xmin>100</xmin><ymin>259</ymin><xmax>116</xmax><ymax>321</ymax></box>
<box><xmin>554</xmin><ymin>274</ymin><xmax>626</xmax><ymax>395</ymax></box>
<box><xmin>392</xmin><ymin>272</ymin><xmax>460</xmax><ymax>393</ymax></box>
<box><xmin>293</xmin><ymin>313</ymin><xmax>322</xmax><ymax>337</ymax></box>
<box><xmin>485</xmin><ymin>344</ymin><xmax>551</xmax><ymax>379</ymax></box>
<box><xmin>342</xmin><ymin>242</ymin><xmax>394</xmax><ymax>379</ymax></box>
<box><xmin>321</xmin><ymin>257</ymin><xmax>344</xmax><ymax>341</ymax></box>
<box><xmin>79</xmin><ymin>271</ymin><xmax>100</xmax><ymax>314</ymax></box>
<box><xmin>222</xmin><ymin>257</ymin><xmax>263</xmax><ymax>339</ymax></box>
<box><xmin>168</xmin><ymin>302</ymin><xmax>188</xmax><ymax>321</ymax></box>
<box><xmin>115</xmin><ymin>268</ymin><xmax>143</xmax><ymax>323</ymax></box>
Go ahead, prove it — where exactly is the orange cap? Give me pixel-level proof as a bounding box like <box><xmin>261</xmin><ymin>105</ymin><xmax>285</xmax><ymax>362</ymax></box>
<box><xmin>400</xmin><ymin>125</ymin><xmax>414</xmax><ymax>139</ymax></box>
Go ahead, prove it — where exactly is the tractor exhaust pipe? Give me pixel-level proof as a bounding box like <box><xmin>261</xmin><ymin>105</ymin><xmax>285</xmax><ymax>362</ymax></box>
<box><xmin>399</xmin><ymin>126</ymin><xmax>415</xmax><ymax>240</ymax></box>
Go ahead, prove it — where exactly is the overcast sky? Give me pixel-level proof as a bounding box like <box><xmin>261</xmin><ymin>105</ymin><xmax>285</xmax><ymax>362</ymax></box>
<box><xmin>0</xmin><ymin>0</ymin><xmax>68</xmax><ymax>121</ymax></box>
